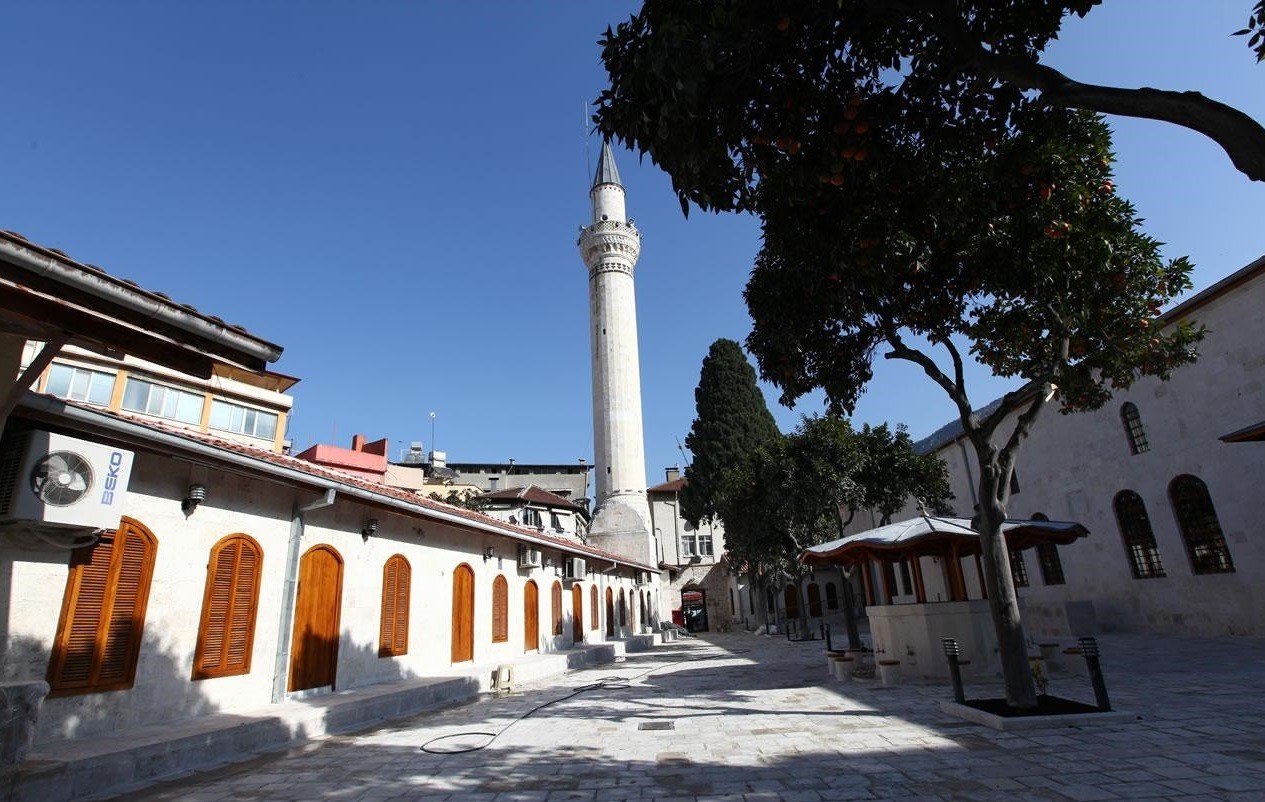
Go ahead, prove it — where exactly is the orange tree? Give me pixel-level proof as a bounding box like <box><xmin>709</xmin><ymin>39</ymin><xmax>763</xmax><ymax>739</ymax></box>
<box><xmin>596</xmin><ymin>1</ymin><xmax>1204</xmax><ymax>708</ymax></box>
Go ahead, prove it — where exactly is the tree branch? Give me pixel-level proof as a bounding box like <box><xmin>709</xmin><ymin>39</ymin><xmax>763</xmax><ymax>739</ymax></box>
<box><xmin>883</xmin><ymin>328</ymin><xmax>976</xmax><ymax>430</ymax></box>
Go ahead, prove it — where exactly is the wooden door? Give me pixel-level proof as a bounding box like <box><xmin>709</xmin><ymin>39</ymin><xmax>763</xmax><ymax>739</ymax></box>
<box><xmin>807</xmin><ymin>583</ymin><xmax>823</xmax><ymax>617</ymax></box>
<box><xmin>523</xmin><ymin>580</ymin><xmax>539</xmax><ymax>652</ymax></box>
<box><xmin>572</xmin><ymin>584</ymin><xmax>583</xmax><ymax>643</ymax></box>
<box><xmin>605</xmin><ymin>587</ymin><xmax>614</xmax><ymax>636</ymax></box>
<box><xmin>784</xmin><ymin>585</ymin><xmax>800</xmax><ymax>619</ymax></box>
<box><xmin>289</xmin><ymin>545</ymin><xmax>343</xmax><ymax>692</ymax></box>
<box><xmin>451</xmin><ymin>563</ymin><xmax>474</xmax><ymax>663</ymax></box>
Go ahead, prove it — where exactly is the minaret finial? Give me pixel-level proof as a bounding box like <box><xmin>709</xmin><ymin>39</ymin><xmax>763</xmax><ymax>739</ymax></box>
<box><xmin>592</xmin><ymin>140</ymin><xmax>622</xmax><ymax>188</ymax></box>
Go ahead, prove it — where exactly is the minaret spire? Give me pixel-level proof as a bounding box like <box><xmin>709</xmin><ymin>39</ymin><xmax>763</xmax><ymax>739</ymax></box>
<box><xmin>578</xmin><ymin>143</ymin><xmax>653</xmax><ymax>566</ymax></box>
<box><xmin>592</xmin><ymin>140</ymin><xmax>622</xmax><ymax>188</ymax></box>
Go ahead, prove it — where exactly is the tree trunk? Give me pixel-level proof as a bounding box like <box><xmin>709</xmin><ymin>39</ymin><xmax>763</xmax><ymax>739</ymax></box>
<box><xmin>839</xmin><ymin>565</ymin><xmax>861</xmax><ymax>650</ymax></box>
<box><xmin>974</xmin><ymin>460</ymin><xmax>1037</xmax><ymax>709</ymax></box>
<box><xmin>797</xmin><ymin>578</ymin><xmax>811</xmax><ymax>639</ymax></box>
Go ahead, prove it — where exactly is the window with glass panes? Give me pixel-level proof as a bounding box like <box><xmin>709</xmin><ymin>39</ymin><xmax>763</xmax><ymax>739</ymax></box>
<box><xmin>121</xmin><ymin>378</ymin><xmax>204</xmax><ymax>424</ymax></box>
<box><xmin>680</xmin><ymin>526</ymin><xmax>696</xmax><ymax>557</ymax></box>
<box><xmin>1035</xmin><ymin>543</ymin><xmax>1066</xmax><ymax>585</ymax></box>
<box><xmin>1120</xmin><ymin>403</ymin><xmax>1150</xmax><ymax>454</ymax></box>
<box><xmin>1009</xmin><ymin>550</ymin><xmax>1029</xmax><ymax>587</ymax></box>
<box><xmin>1113</xmin><ymin>490</ymin><xmax>1166</xmax><ymax>578</ymax></box>
<box><xmin>1169</xmin><ymin>475</ymin><xmax>1235</xmax><ymax>574</ymax></box>
<box><xmin>44</xmin><ymin>363</ymin><xmax>116</xmax><ymax>406</ymax></box>
<box><xmin>697</xmin><ymin>531</ymin><xmax>713</xmax><ymax>556</ymax></box>
<box><xmin>208</xmin><ymin>399</ymin><xmax>279</xmax><ymax>441</ymax></box>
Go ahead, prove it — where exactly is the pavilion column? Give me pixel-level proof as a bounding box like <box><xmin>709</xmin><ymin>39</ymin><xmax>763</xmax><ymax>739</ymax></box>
<box><xmin>908</xmin><ymin>549</ymin><xmax>926</xmax><ymax>604</ymax></box>
<box><xmin>878</xmin><ymin>556</ymin><xmax>894</xmax><ymax>605</ymax></box>
<box><xmin>860</xmin><ymin>557</ymin><xmax>875</xmax><ymax>606</ymax></box>
<box><xmin>974</xmin><ymin>552</ymin><xmax>988</xmax><ymax>599</ymax></box>
<box><xmin>949</xmin><ymin>544</ymin><xmax>968</xmax><ymax>601</ymax></box>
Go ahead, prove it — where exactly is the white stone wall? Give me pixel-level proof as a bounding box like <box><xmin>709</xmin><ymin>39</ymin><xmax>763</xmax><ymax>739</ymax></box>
<box><xmin>923</xmin><ymin>270</ymin><xmax>1265</xmax><ymax>636</ymax></box>
<box><xmin>1</xmin><ymin>446</ymin><xmax>651</xmax><ymax>744</ymax></box>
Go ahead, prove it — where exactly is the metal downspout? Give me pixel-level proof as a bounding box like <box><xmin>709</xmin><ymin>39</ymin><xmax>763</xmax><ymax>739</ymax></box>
<box><xmin>271</xmin><ymin>489</ymin><xmax>336</xmax><ymax>703</ymax></box>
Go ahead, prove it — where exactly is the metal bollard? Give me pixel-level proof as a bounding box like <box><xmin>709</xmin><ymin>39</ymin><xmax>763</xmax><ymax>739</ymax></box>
<box><xmin>823</xmin><ymin>623</ymin><xmax>833</xmax><ymax>652</ymax></box>
<box><xmin>942</xmin><ymin>638</ymin><xmax>966</xmax><ymax>704</ymax></box>
<box><xmin>1078</xmin><ymin>636</ymin><xmax>1111</xmax><ymax>711</ymax></box>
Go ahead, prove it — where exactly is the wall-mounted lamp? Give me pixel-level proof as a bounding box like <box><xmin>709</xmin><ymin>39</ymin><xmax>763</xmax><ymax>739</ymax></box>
<box><xmin>182</xmin><ymin>483</ymin><xmax>207</xmax><ymax>515</ymax></box>
<box><xmin>361</xmin><ymin>517</ymin><xmax>379</xmax><ymax>543</ymax></box>
<box><xmin>484</xmin><ymin>546</ymin><xmax>497</xmax><ymax>562</ymax></box>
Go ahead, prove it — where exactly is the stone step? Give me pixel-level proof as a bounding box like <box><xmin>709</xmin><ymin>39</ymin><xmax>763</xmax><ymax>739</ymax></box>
<box><xmin>1</xmin><ymin>640</ymin><xmax>640</xmax><ymax>802</ymax></box>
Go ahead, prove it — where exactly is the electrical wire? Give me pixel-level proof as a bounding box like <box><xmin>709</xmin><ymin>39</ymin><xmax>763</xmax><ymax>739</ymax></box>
<box><xmin>418</xmin><ymin>647</ymin><xmax>749</xmax><ymax>755</ymax></box>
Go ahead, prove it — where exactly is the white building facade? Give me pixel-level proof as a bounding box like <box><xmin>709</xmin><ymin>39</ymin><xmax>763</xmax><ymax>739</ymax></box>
<box><xmin>915</xmin><ymin>256</ymin><xmax>1265</xmax><ymax>637</ymax></box>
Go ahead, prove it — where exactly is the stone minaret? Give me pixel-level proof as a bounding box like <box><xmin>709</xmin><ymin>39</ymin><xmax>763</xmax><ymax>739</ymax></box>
<box><xmin>578</xmin><ymin>142</ymin><xmax>653</xmax><ymax>564</ymax></box>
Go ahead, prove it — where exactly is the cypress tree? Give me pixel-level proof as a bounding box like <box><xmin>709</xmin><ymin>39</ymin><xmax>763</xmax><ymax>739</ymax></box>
<box><xmin>679</xmin><ymin>338</ymin><xmax>780</xmax><ymax>527</ymax></box>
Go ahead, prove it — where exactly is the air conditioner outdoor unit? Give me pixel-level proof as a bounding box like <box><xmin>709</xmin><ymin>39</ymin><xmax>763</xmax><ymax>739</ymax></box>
<box><xmin>635</xmin><ymin>570</ymin><xmax>652</xmax><ymax>586</ymax></box>
<box><xmin>517</xmin><ymin>544</ymin><xmax>542</xmax><ymax>569</ymax></box>
<box><xmin>0</xmin><ymin>430</ymin><xmax>134</xmax><ymax>530</ymax></box>
<box><xmin>563</xmin><ymin>557</ymin><xmax>586</xmax><ymax>580</ymax></box>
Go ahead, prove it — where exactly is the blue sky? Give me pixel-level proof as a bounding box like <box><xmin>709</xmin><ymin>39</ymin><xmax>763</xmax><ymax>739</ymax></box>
<box><xmin>2</xmin><ymin>3</ymin><xmax>1263</xmax><ymax>480</ymax></box>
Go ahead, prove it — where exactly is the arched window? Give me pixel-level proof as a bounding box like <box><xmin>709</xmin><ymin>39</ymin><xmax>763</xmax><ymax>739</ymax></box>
<box><xmin>590</xmin><ymin>584</ymin><xmax>599</xmax><ymax>630</ymax></box>
<box><xmin>825</xmin><ymin>582</ymin><xmax>839</xmax><ymax>610</ymax></box>
<box><xmin>1120</xmin><ymin>402</ymin><xmax>1150</xmax><ymax>454</ymax></box>
<box><xmin>551</xmin><ymin>580</ymin><xmax>563</xmax><ymax>636</ymax></box>
<box><xmin>1009</xmin><ymin>551</ymin><xmax>1029</xmax><ymax>587</ymax></box>
<box><xmin>1169</xmin><ymin>475</ymin><xmax>1234</xmax><ymax>574</ymax></box>
<box><xmin>491</xmin><ymin>575</ymin><xmax>508</xmax><ymax>643</ymax></box>
<box><xmin>193</xmin><ymin>534</ymin><xmax>263</xmax><ymax>679</ymax></box>
<box><xmin>807</xmin><ymin>583</ymin><xmax>823</xmax><ymax>617</ymax></box>
<box><xmin>48</xmin><ymin>517</ymin><xmax>157</xmax><ymax>696</ymax></box>
<box><xmin>378</xmin><ymin>555</ymin><xmax>411</xmax><ymax>657</ymax></box>
<box><xmin>619</xmin><ymin>589</ymin><xmax>627</xmax><ymax>626</ymax></box>
<box><xmin>783</xmin><ymin>585</ymin><xmax>800</xmax><ymax>618</ymax></box>
<box><xmin>1114</xmin><ymin>490</ymin><xmax>1166</xmax><ymax>578</ymax></box>
<box><xmin>605</xmin><ymin>587</ymin><xmax>614</xmax><ymax>636</ymax></box>
<box><xmin>1035</xmin><ymin>544</ymin><xmax>1065</xmax><ymax>585</ymax></box>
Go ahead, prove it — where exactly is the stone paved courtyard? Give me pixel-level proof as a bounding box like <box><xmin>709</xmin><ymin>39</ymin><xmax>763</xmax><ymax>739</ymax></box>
<box><xmin>114</xmin><ymin>631</ymin><xmax>1265</xmax><ymax>802</ymax></box>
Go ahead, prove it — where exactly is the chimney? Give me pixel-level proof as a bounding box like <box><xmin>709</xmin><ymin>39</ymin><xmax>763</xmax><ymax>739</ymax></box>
<box><xmin>665</xmin><ymin>466</ymin><xmax>680</xmax><ymax>482</ymax></box>
<box><xmin>351</xmin><ymin>434</ymin><xmax>366</xmax><ymax>452</ymax></box>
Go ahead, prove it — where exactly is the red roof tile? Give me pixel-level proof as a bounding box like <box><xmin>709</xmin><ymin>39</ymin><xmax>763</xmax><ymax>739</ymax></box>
<box><xmin>478</xmin><ymin>485</ymin><xmax>586</xmax><ymax>513</ymax></box>
<box><xmin>647</xmin><ymin>476</ymin><xmax>687</xmax><ymax>493</ymax></box>
<box><xmin>24</xmin><ymin>394</ymin><xmax>654</xmax><ymax>571</ymax></box>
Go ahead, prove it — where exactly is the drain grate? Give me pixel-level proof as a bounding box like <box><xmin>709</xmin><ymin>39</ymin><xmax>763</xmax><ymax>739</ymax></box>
<box><xmin>638</xmin><ymin>720</ymin><xmax>675</xmax><ymax>731</ymax></box>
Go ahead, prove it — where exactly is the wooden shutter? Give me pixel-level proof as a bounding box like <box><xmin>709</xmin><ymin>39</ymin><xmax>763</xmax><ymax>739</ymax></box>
<box><xmin>48</xmin><ymin>517</ymin><xmax>157</xmax><ymax>696</ymax></box>
<box><xmin>590</xmin><ymin>585</ymin><xmax>598</xmax><ymax>630</ymax></box>
<box><xmin>379</xmin><ymin>555</ymin><xmax>411</xmax><ymax>657</ymax></box>
<box><xmin>551</xmin><ymin>581</ymin><xmax>563</xmax><ymax>636</ymax></box>
<box><xmin>492</xmin><ymin>576</ymin><xmax>508</xmax><ymax>643</ymax></box>
<box><xmin>193</xmin><ymin>534</ymin><xmax>263</xmax><ymax>679</ymax></box>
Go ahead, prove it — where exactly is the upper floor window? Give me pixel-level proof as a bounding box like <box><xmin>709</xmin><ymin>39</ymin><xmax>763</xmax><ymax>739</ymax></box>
<box><xmin>1113</xmin><ymin>490</ymin><xmax>1166</xmax><ymax>579</ymax></box>
<box><xmin>825</xmin><ymin>582</ymin><xmax>839</xmax><ymax>610</ymax></box>
<box><xmin>1169</xmin><ymin>475</ymin><xmax>1235</xmax><ymax>574</ymax></box>
<box><xmin>44</xmin><ymin>362</ymin><xmax>116</xmax><ymax>406</ymax></box>
<box><xmin>1120</xmin><ymin>403</ymin><xmax>1150</xmax><ymax>454</ymax></box>
<box><xmin>121</xmin><ymin>377</ymin><xmax>204</xmax><ymax>425</ymax></box>
<box><xmin>550</xmin><ymin>511</ymin><xmax>565</xmax><ymax>532</ymax></box>
<box><xmin>518</xmin><ymin>508</ymin><xmax>543</xmax><ymax>529</ymax></box>
<box><xmin>209</xmin><ymin>399</ymin><xmax>278</xmax><ymax>441</ymax></box>
<box><xmin>681</xmin><ymin>532</ymin><xmax>697</xmax><ymax>558</ymax></box>
<box><xmin>697</xmin><ymin>531</ymin><xmax>714</xmax><ymax>557</ymax></box>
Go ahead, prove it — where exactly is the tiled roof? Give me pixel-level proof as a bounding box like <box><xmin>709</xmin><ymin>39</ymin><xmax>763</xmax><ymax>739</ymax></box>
<box><xmin>647</xmin><ymin>477</ymin><xmax>687</xmax><ymax>493</ymax></box>
<box><xmin>478</xmin><ymin>485</ymin><xmax>585</xmax><ymax>513</ymax></box>
<box><xmin>19</xmin><ymin>393</ymin><xmax>653</xmax><ymax>571</ymax></box>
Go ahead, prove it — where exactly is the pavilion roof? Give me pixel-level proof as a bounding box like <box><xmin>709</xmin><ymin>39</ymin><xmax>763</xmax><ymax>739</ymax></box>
<box><xmin>800</xmin><ymin>515</ymin><xmax>1088</xmax><ymax>566</ymax></box>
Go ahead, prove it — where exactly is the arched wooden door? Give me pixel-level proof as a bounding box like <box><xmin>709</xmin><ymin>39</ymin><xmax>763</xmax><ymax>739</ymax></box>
<box><xmin>572</xmin><ymin>584</ymin><xmax>584</xmax><ymax>642</ymax></box>
<box><xmin>523</xmin><ymin>580</ymin><xmax>539</xmax><ymax>652</ymax></box>
<box><xmin>289</xmin><ymin>545</ymin><xmax>343</xmax><ymax>692</ymax></box>
<box><xmin>605</xmin><ymin>587</ymin><xmax>614</xmax><ymax>636</ymax></box>
<box><xmin>451</xmin><ymin>563</ymin><xmax>474</xmax><ymax>663</ymax></box>
<box><xmin>784</xmin><ymin>584</ymin><xmax>800</xmax><ymax>619</ymax></box>
<box><xmin>619</xmin><ymin>589</ymin><xmax>627</xmax><ymax>628</ymax></box>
